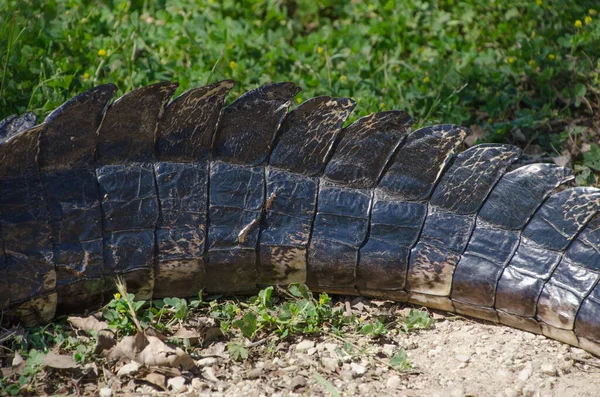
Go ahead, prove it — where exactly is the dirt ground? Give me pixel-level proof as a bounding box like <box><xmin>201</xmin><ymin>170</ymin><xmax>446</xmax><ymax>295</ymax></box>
<box><xmin>104</xmin><ymin>305</ymin><xmax>600</xmax><ymax>397</ymax></box>
<box><xmin>4</xmin><ymin>299</ymin><xmax>600</xmax><ymax>397</ymax></box>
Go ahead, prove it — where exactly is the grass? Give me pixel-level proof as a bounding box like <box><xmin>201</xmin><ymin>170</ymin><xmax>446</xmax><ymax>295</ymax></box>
<box><xmin>1</xmin><ymin>0</ymin><xmax>600</xmax><ymax>182</ymax></box>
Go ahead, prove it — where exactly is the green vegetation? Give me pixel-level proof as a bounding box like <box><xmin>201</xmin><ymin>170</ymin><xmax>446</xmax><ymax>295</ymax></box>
<box><xmin>1</xmin><ymin>283</ymin><xmax>433</xmax><ymax>394</ymax></box>
<box><xmin>1</xmin><ymin>0</ymin><xmax>599</xmax><ymax>182</ymax></box>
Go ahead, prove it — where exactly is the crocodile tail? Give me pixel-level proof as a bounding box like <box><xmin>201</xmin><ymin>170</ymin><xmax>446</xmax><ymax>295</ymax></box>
<box><xmin>2</xmin><ymin>82</ymin><xmax>600</xmax><ymax>357</ymax></box>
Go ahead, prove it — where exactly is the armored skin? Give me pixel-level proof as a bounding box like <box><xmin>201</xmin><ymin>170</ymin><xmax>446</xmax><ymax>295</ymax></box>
<box><xmin>1</xmin><ymin>81</ymin><xmax>600</xmax><ymax>355</ymax></box>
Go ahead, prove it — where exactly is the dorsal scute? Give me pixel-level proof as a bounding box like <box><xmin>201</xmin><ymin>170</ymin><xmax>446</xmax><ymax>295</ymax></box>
<box><xmin>213</xmin><ymin>82</ymin><xmax>301</xmax><ymax>166</ymax></box>
<box><xmin>429</xmin><ymin>143</ymin><xmax>521</xmax><ymax>215</ymax></box>
<box><xmin>269</xmin><ymin>96</ymin><xmax>356</xmax><ymax>176</ymax></box>
<box><xmin>39</xmin><ymin>84</ymin><xmax>117</xmax><ymax>170</ymax></box>
<box><xmin>378</xmin><ymin>124</ymin><xmax>467</xmax><ymax>201</ymax></box>
<box><xmin>522</xmin><ymin>186</ymin><xmax>600</xmax><ymax>250</ymax></box>
<box><xmin>157</xmin><ymin>80</ymin><xmax>234</xmax><ymax>162</ymax></box>
<box><xmin>478</xmin><ymin>163</ymin><xmax>574</xmax><ymax>230</ymax></box>
<box><xmin>97</xmin><ymin>82</ymin><xmax>178</xmax><ymax>165</ymax></box>
<box><xmin>323</xmin><ymin>110</ymin><xmax>412</xmax><ymax>189</ymax></box>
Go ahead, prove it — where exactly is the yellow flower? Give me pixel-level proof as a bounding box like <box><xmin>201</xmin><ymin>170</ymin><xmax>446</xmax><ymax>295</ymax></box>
<box><xmin>97</xmin><ymin>49</ymin><xmax>107</xmax><ymax>57</ymax></box>
<box><xmin>507</xmin><ymin>56</ymin><xmax>516</xmax><ymax>64</ymax></box>
<box><xmin>423</xmin><ymin>76</ymin><xmax>430</xmax><ymax>83</ymax></box>
<box><xmin>575</xmin><ymin>19</ymin><xmax>583</xmax><ymax>28</ymax></box>
<box><xmin>114</xmin><ymin>293</ymin><xmax>121</xmax><ymax>300</ymax></box>
<box><xmin>548</xmin><ymin>53</ymin><xmax>555</xmax><ymax>60</ymax></box>
<box><xmin>379</xmin><ymin>103</ymin><xmax>385</xmax><ymax>109</ymax></box>
<box><xmin>83</xmin><ymin>72</ymin><xmax>90</xmax><ymax>80</ymax></box>
<box><xmin>528</xmin><ymin>59</ymin><xmax>536</xmax><ymax>67</ymax></box>
<box><xmin>585</xmin><ymin>16</ymin><xmax>593</xmax><ymax>24</ymax></box>
<box><xmin>229</xmin><ymin>61</ymin><xmax>237</xmax><ymax>70</ymax></box>
<box><xmin>296</xmin><ymin>97</ymin><xmax>303</xmax><ymax>104</ymax></box>
<box><xmin>339</xmin><ymin>75</ymin><xmax>347</xmax><ymax>83</ymax></box>
<box><xmin>317</xmin><ymin>46</ymin><xmax>324</xmax><ymax>54</ymax></box>
<box><xmin>589</xmin><ymin>9</ymin><xmax>597</xmax><ymax>16</ymax></box>
<box><xmin>536</xmin><ymin>0</ymin><xmax>542</xmax><ymax>5</ymax></box>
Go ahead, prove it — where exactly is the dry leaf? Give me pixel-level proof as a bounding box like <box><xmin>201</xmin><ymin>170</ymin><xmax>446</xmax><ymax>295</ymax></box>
<box><xmin>136</xmin><ymin>336</ymin><xmax>195</xmax><ymax>370</ymax></box>
<box><xmin>42</xmin><ymin>351</ymin><xmax>80</xmax><ymax>370</ymax></box>
<box><xmin>104</xmin><ymin>332</ymin><xmax>148</xmax><ymax>361</ymax></box>
<box><xmin>464</xmin><ymin>125</ymin><xmax>484</xmax><ymax>147</ymax></box>
<box><xmin>68</xmin><ymin>315</ymin><xmax>108</xmax><ymax>334</ymax></box>
<box><xmin>142</xmin><ymin>372</ymin><xmax>167</xmax><ymax>390</ymax></box>
<box><xmin>552</xmin><ymin>151</ymin><xmax>572</xmax><ymax>168</ymax></box>
<box><xmin>173</xmin><ymin>328</ymin><xmax>202</xmax><ymax>344</ymax></box>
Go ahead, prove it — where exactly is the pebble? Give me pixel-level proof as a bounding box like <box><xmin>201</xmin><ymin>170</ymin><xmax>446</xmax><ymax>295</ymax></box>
<box><xmin>246</xmin><ymin>368</ymin><xmax>262</xmax><ymax>379</ymax></box>
<box><xmin>296</xmin><ymin>340</ymin><xmax>315</xmax><ymax>352</ymax></box>
<box><xmin>167</xmin><ymin>376</ymin><xmax>187</xmax><ymax>392</ymax></box>
<box><xmin>287</xmin><ymin>376</ymin><xmax>307</xmax><ymax>390</ymax></box>
<box><xmin>504</xmin><ymin>389</ymin><xmax>518</xmax><ymax>397</ymax></box>
<box><xmin>350</xmin><ymin>362</ymin><xmax>366</xmax><ymax>376</ymax></box>
<box><xmin>322</xmin><ymin>343</ymin><xmax>338</xmax><ymax>353</ymax></box>
<box><xmin>540</xmin><ymin>363</ymin><xmax>556</xmax><ymax>376</ymax></box>
<box><xmin>116</xmin><ymin>361</ymin><xmax>141</xmax><ymax>377</ymax></box>
<box><xmin>518</xmin><ymin>362</ymin><xmax>533</xmax><ymax>381</ymax></box>
<box><xmin>321</xmin><ymin>357</ymin><xmax>339</xmax><ymax>372</ymax></box>
<box><xmin>455</xmin><ymin>353</ymin><xmax>471</xmax><ymax>363</ymax></box>
<box><xmin>99</xmin><ymin>387</ymin><xmax>112</xmax><ymax>397</ymax></box>
<box><xmin>386</xmin><ymin>375</ymin><xmax>402</xmax><ymax>389</ymax></box>
<box><xmin>191</xmin><ymin>378</ymin><xmax>207</xmax><ymax>391</ymax></box>
<box><xmin>197</xmin><ymin>357</ymin><xmax>218</xmax><ymax>367</ymax></box>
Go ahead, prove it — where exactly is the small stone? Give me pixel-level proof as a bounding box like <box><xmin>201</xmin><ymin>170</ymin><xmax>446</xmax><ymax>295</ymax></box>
<box><xmin>116</xmin><ymin>361</ymin><xmax>141</xmax><ymax>377</ymax></box>
<box><xmin>167</xmin><ymin>376</ymin><xmax>187</xmax><ymax>392</ymax></box>
<box><xmin>191</xmin><ymin>378</ymin><xmax>207</xmax><ymax>391</ymax></box>
<box><xmin>246</xmin><ymin>368</ymin><xmax>262</xmax><ymax>379</ymax></box>
<box><xmin>518</xmin><ymin>362</ymin><xmax>533</xmax><ymax>381</ymax></box>
<box><xmin>321</xmin><ymin>357</ymin><xmax>339</xmax><ymax>372</ymax></box>
<box><xmin>196</xmin><ymin>357</ymin><xmax>218</xmax><ymax>367</ymax></box>
<box><xmin>522</xmin><ymin>384</ymin><xmax>538</xmax><ymax>397</ymax></box>
<box><xmin>504</xmin><ymin>389</ymin><xmax>518</xmax><ymax>397</ymax></box>
<box><xmin>386</xmin><ymin>375</ymin><xmax>402</xmax><ymax>389</ymax></box>
<box><xmin>540</xmin><ymin>363</ymin><xmax>556</xmax><ymax>376</ymax></box>
<box><xmin>99</xmin><ymin>387</ymin><xmax>112</xmax><ymax>397</ymax></box>
<box><xmin>287</xmin><ymin>376</ymin><xmax>307</xmax><ymax>390</ymax></box>
<box><xmin>296</xmin><ymin>340</ymin><xmax>315</xmax><ymax>352</ymax></box>
<box><xmin>307</xmin><ymin>347</ymin><xmax>317</xmax><ymax>355</ymax></box>
<box><xmin>323</xmin><ymin>343</ymin><xmax>338</xmax><ymax>353</ymax></box>
<box><xmin>455</xmin><ymin>353</ymin><xmax>471</xmax><ymax>363</ymax></box>
<box><xmin>350</xmin><ymin>362</ymin><xmax>367</xmax><ymax>376</ymax></box>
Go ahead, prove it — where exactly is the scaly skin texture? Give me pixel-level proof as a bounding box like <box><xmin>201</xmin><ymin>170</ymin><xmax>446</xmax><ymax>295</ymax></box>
<box><xmin>1</xmin><ymin>81</ymin><xmax>600</xmax><ymax>356</ymax></box>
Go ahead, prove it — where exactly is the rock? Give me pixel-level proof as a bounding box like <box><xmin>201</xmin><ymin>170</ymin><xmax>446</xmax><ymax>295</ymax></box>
<box><xmin>307</xmin><ymin>347</ymin><xmax>317</xmax><ymax>355</ymax></box>
<box><xmin>540</xmin><ymin>363</ymin><xmax>556</xmax><ymax>376</ymax></box>
<box><xmin>321</xmin><ymin>357</ymin><xmax>339</xmax><ymax>372</ymax></box>
<box><xmin>387</xmin><ymin>375</ymin><xmax>402</xmax><ymax>389</ymax></box>
<box><xmin>167</xmin><ymin>376</ymin><xmax>187</xmax><ymax>392</ymax></box>
<box><xmin>522</xmin><ymin>384</ymin><xmax>538</xmax><ymax>397</ymax></box>
<box><xmin>323</xmin><ymin>343</ymin><xmax>338</xmax><ymax>353</ymax></box>
<box><xmin>504</xmin><ymin>389</ymin><xmax>518</xmax><ymax>397</ymax></box>
<box><xmin>191</xmin><ymin>378</ymin><xmax>207</xmax><ymax>391</ymax></box>
<box><xmin>196</xmin><ymin>357</ymin><xmax>218</xmax><ymax>367</ymax></box>
<box><xmin>246</xmin><ymin>368</ymin><xmax>262</xmax><ymax>379</ymax></box>
<box><xmin>455</xmin><ymin>352</ymin><xmax>471</xmax><ymax>363</ymax></box>
<box><xmin>99</xmin><ymin>387</ymin><xmax>112</xmax><ymax>397</ymax></box>
<box><xmin>350</xmin><ymin>362</ymin><xmax>366</xmax><ymax>376</ymax></box>
<box><xmin>116</xmin><ymin>361</ymin><xmax>141</xmax><ymax>377</ymax></box>
<box><xmin>287</xmin><ymin>376</ymin><xmax>307</xmax><ymax>390</ymax></box>
<box><xmin>518</xmin><ymin>362</ymin><xmax>533</xmax><ymax>381</ymax></box>
<box><xmin>296</xmin><ymin>340</ymin><xmax>315</xmax><ymax>352</ymax></box>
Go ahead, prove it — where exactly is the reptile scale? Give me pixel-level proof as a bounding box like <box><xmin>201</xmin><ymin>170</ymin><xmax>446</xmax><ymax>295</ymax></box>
<box><xmin>1</xmin><ymin>80</ymin><xmax>600</xmax><ymax>355</ymax></box>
